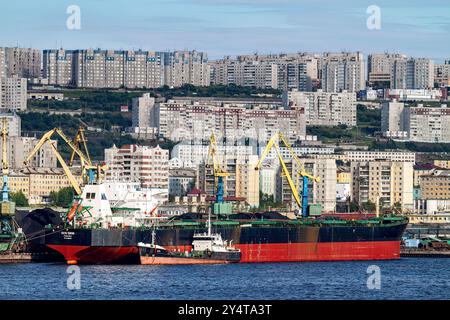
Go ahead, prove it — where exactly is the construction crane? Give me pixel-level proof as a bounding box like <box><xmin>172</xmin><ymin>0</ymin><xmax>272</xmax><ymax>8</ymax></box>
<box><xmin>255</xmin><ymin>131</ymin><xmax>320</xmax><ymax>217</ymax></box>
<box><xmin>206</xmin><ymin>133</ymin><xmax>229</xmax><ymax>204</ymax></box>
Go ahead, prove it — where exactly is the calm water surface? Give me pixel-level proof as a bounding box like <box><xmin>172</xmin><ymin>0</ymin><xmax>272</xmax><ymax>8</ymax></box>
<box><xmin>1</xmin><ymin>258</ymin><xmax>449</xmax><ymax>300</ymax></box>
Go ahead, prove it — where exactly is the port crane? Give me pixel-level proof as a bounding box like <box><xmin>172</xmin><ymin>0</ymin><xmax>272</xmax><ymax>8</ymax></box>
<box><xmin>69</xmin><ymin>126</ymin><xmax>91</xmax><ymax>167</ymax></box>
<box><xmin>255</xmin><ymin>132</ymin><xmax>320</xmax><ymax>217</ymax></box>
<box><xmin>23</xmin><ymin>127</ymin><xmax>106</xmax><ymax>185</ymax></box>
<box><xmin>206</xmin><ymin>133</ymin><xmax>229</xmax><ymax>204</ymax></box>
<box><xmin>1</xmin><ymin>118</ymin><xmax>10</xmax><ymax>203</ymax></box>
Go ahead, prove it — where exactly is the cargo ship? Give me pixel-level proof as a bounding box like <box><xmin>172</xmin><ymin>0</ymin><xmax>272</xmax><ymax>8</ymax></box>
<box><xmin>40</xmin><ymin>184</ymin><xmax>408</xmax><ymax>264</ymax></box>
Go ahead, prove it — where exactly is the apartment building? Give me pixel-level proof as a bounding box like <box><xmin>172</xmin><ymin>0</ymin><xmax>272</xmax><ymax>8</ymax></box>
<box><xmin>0</xmin><ymin>48</ymin><xmax>5</xmax><ymax>79</ymax></box>
<box><xmin>198</xmin><ymin>154</ymin><xmax>260</xmax><ymax>207</ymax></box>
<box><xmin>344</xmin><ymin>150</ymin><xmax>416</xmax><ymax>163</ymax></box>
<box><xmin>392</xmin><ymin>57</ymin><xmax>434</xmax><ymax>90</ymax></box>
<box><xmin>284</xmin><ymin>89</ymin><xmax>357</xmax><ymax>126</ymax></box>
<box><xmin>350</xmin><ymin>161</ymin><xmax>414</xmax><ymax>211</ymax></box>
<box><xmin>168</xmin><ymin>168</ymin><xmax>196</xmax><ymax>197</ymax></box>
<box><xmin>210</xmin><ymin>53</ymin><xmax>320</xmax><ymax>91</ymax></box>
<box><xmin>104</xmin><ymin>144</ymin><xmax>169</xmax><ymax>193</ymax></box>
<box><xmin>171</xmin><ymin>141</ymin><xmax>256</xmax><ymax>167</ymax></box>
<box><xmin>15</xmin><ymin>167</ymin><xmax>83</xmax><ymax>205</ymax></box>
<box><xmin>157</xmin><ymin>99</ymin><xmax>306</xmax><ymax>144</ymax></box>
<box><xmin>435</xmin><ymin>60</ymin><xmax>450</xmax><ymax>87</ymax></box>
<box><xmin>277</xmin><ymin>158</ymin><xmax>336</xmax><ymax>212</ymax></box>
<box><xmin>321</xmin><ymin>52</ymin><xmax>366</xmax><ymax>93</ymax></box>
<box><xmin>418</xmin><ymin>170</ymin><xmax>450</xmax><ymax>200</ymax></box>
<box><xmin>2</xmin><ymin>47</ymin><xmax>41</xmax><ymax>79</ymax></box>
<box><xmin>130</xmin><ymin>93</ymin><xmax>158</xmax><ymax>138</ymax></box>
<box><xmin>381</xmin><ymin>101</ymin><xmax>407</xmax><ymax>137</ymax></box>
<box><xmin>368</xmin><ymin>53</ymin><xmax>407</xmax><ymax>87</ymax></box>
<box><xmin>44</xmin><ymin>49</ymin><xmax>209</xmax><ymax>88</ymax></box>
<box><xmin>0</xmin><ymin>75</ymin><xmax>27</xmax><ymax>111</ymax></box>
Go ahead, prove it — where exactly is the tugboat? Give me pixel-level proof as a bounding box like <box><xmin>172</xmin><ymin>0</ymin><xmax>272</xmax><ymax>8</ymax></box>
<box><xmin>138</xmin><ymin>212</ymin><xmax>241</xmax><ymax>265</ymax></box>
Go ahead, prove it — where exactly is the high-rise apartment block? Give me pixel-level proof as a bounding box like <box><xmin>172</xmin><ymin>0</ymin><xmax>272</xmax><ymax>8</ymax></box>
<box><xmin>130</xmin><ymin>93</ymin><xmax>158</xmax><ymax>137</ymax></box>
<box><xmin>210</xmin><ymin>53</ymin><xmax>319</xmax><ymax>91</ymax></box>
<box><xmin>321</xmin><ymin>52</ymin><xmax>366</xmax><ymax>93</ymax></box>
<box><xmin>43</xmin><ymin>49</ymin><xmax>209</xmax><ymax>88</ymax></box>
<box><xmin>104</xmin><ymin>144</ymin><xmax>169</xmax><ymax>192</ymax></box>
<box><xmin>284</xmin><ymin>89</ymin><xmax>357</xmax><ymax>126</ymax></box>
<box><xmin>1</xmin><ymin>47</ymin><xmax>41</xmax><ymax>79</ymax></box>
<box><xmin>435</xmin><ymin>60</ymin><xmax>450</xmax><ymax>87</ymax></box>
<box><xmin>351</xmin><ymin>160</ymin><xmax>414</xmax><ymax>212</ymax></box>
<box><xmin>0</xmin><ymin>75</ymin><xmax>27</xmax><ymax>111</ymax></box>
<box><xmin>157</xmin><ymin>98</ymin><xmax>306</xmax><ymax>143</ymax></box>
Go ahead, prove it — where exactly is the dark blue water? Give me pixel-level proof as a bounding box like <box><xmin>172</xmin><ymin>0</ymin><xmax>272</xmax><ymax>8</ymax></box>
<box><xmin>1</xmin><ymin>258</ymin><xmax>449</xmax><ymax>300</ymax></box>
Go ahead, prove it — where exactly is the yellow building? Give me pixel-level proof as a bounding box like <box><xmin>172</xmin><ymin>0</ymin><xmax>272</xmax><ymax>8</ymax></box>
<box><xmin>419</xmin><ymin>170</ymin><xmax>450</xmax><ymax>200</ymax></box>
<box><xmin>351</xmin><ymin>161</ymin><xmax>414</xmax><ymax>212</ymax></box>
<box><xmin>337</xmin><ymin>168</ymin><xmax>351</xmax><ymax>184</ymax></box>
<box><xmin>408</xmin><ymin>214</ymin><xmax>450</xmax><ymax>224</ymax></box>
<box><xmin>9</xmin><ymin>167</ymin><xmax>83</xmax><ymax>205</ymax></box>
<box><xmin>433</xmin><ymin>160</ymin><xmax>450</xmax><ymax>169</ymax></box>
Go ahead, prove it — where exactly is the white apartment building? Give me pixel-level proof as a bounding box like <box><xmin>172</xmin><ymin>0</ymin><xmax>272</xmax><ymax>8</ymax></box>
<box><xmin>168</xmin><ymin>168</ymin><xmax>196</xmax><ymax>197</ymax></box>
<box><xmin>435</xmin><ymin>60</ymin><xmax>450</xmax><ymax>86</ymax></box>
<box><xmin>284</xmin><ymin>89</ymin><xmax>357</xmax><ymax>126</ymax></box>
<box><xmin>0</xmin><ymin>112</ymin><xmax>21</xmax><ymax>137</ymax></box>
<box><xmin>392</xmin><ymin>57</ymin><xmax>434</xmax><ymax>90</ymax></box>
<box><xmin>321</xmin><ymin>52</ymin><xmax>366</xmax><ymax>93</ymax></box>
<box><xmin>9</xmin><ymin>136</ymin><xmax>57</xmax><ymax>169</ymax></box>
<box><xmin>158</xmin><ymin>99</ymin><xmax>306</xmax><ymax>144</ymax></box>
<box><xmin>44</xmin><ymin>49</ymin><xmax>209</xmax><ymax>89</ymax></box>
<box><xmin>104</xmin><ymin>144</ymin><xmax>169</xmax><ymax>194</ymax></box>
<box><xmin>344</xmin><ymin>150</ymin><xmax>416</xmax><ymax>163</ymax></box>
<box><xmin>259</xmin><ymin>162</ymin><xmax>278</xmax><ymax>197</ymax></box>
<box><xmin>368</xmin><ymin>53</ymin><xmax>407</xmax><ymax>86</ymax></box>
<box><xmin>406</xmin><ymin>105</ymin><xmax>450</xmax><ymax>143</ymax></box>
<box><xmin>171</xmin><ymin>142</ymin><xmax>257</xmax><ymax>167</ymax></box>
<box><xmin>131</xmin><ymin>93</ymin><xmax>158</xmax><ymax>137</ymax></box>
<box><xmin>381</xmin><ymin>101</ymin><xmax>407</xmax><ymax>137</ymax></box>
<box><xmin>0</xmin><ymin>75</ymin><xmax>27</xmax><ymax>111</ymax></box>
<box><xmin>0</xmin><ymin>48</ymin><xmax>5</xmax><ymax>79</ymax></box>
<box><xmin>2</xmin><ymin>47</ymin><xmax>41</xmax><ymax>79</ymax></box>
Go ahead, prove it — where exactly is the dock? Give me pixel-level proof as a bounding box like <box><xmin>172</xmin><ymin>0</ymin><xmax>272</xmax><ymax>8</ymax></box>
<box><xmin>401</xmin><ymin>248</ymin><xmax>450</xmax><ymax>258</ymax></box>
<box><xmin>0</xmin><ymin>253</ymin><xmax>33</xmax><ymax>263</ymax></box>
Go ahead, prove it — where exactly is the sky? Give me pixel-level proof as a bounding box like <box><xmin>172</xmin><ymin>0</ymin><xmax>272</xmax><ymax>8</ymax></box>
<box><xmin>0</xmin><ymin>0</ymin><xmax>449</xmax><ymax>61</ymax></box>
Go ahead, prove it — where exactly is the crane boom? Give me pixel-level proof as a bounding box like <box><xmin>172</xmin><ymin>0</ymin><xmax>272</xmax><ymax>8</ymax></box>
<box><xmin>69</xmin><ymin>127</ymin><xmax>91</xmax><ymax>166</ymax></box>
<box><xmin>48</xmin><ymin>142</ymin><xmax>82</xmax><ymax>195</ymax></box>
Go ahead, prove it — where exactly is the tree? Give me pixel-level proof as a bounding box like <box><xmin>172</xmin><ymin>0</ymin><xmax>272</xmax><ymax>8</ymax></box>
<box><xmin>10</xmin><ymin>191</ymin><xmax>29</xmax><ymax>207</ymax></box>
<box><xmin>361</xmin><ymin>201</ymin><xmax>376</xmax><ymax>212</ymax></box>
<box><xmin>50</xmin><ymin>187</ymin><xmax>75</xmax><ymax>207</ymax></box>
<box><xmin>350</xmin><ymin>200</ymin><xmax>360</xmax><ymax>212</ymax></box>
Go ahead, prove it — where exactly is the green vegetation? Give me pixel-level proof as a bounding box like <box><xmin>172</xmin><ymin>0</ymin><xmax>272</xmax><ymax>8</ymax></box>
<box><xmin>369</xmin><ymin>140</ymin><xmax>450</xmax><ymax>153</ymax></box>
<box><xmin>10</xmin><ymin>191</ymin><xmax>28</xmax><ymax>207</ymax></box>
<box><xmin>259</xmin><ymin>192</ymin><xmax>282</xmax><ymax>210</ymax></box>
<box><xmin>49</xmin><ymin>187</ymin><xmax>75</xmax><ymax>208</ymax></box>
<box><xmin>357</xmin><ymin>105</ymin><xmax>381</xmax><ymax>135</ymax></box>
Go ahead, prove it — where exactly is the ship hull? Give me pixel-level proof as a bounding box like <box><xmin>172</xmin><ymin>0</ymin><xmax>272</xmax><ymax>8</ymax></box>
<box><xmin>44</xmin><ymin>222</ymin><xmax>407</xmax><ymax>264</ymax></box>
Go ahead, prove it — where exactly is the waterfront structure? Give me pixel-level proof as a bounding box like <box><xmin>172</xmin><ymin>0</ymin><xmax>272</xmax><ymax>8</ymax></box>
<box><xmin>104</xmin><ymin>144</ymin><xmax>169</xmax><ymax>195</ymax></box>
<box><xmin>0</xmin><ymin>75</ymin><xmax>27</xmax><ymax>111</ymax></box>
<box><xmin>350</xmin><ymin>160</ymin><xmax>414</xmax><ymax>212</ymax></box>
<box><xmin>321</xmin><ymin>52</ymin><xmax>366</xmax><ymax>93</ymax></box>
<box><xmin>1</xmin><ymin>47</ymin><xmax>41</xmax><ymax>79</ymax></box>
<box><xmin>284</xmin><ymin>89</ymin><xmax>357</xmax><ymax>126</ymax></box>
<box><xmin>44</xmin><ymin>49</ymin><xmax>209</xmax><ymax>88</ymax></box>
<box><xmin>157</xmin><ymin>98</ymin><xmax>306</xmax><ymax>143</ymax></box>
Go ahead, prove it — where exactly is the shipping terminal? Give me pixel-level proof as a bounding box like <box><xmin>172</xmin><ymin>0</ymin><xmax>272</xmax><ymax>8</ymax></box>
<box><xmin>6</xmin><ymin>128</ymin><xmax>408</xmax><ymax>265</ymax></box>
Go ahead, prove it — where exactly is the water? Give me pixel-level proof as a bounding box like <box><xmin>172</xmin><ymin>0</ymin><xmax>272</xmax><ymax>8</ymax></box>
<box><xmin>0</xmin><ymin>258</ymin><xmax>449</xmax><ymax>300</ymax></box>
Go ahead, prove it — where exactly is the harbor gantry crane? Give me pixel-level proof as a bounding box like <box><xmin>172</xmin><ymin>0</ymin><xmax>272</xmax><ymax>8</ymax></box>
<box><xmin>69</xmin><ymin>126</ymin><xmax>91</xmax><ymax>167</ymax></box>
<box><xmin>255</xmin><ymin>131</ymin><xmax>320</xmax><ymax>217</ymax></box>
<box><xmin>206</xmin><ymin>133</ymin><xmax>230</xmax><ymax>204</ymax></box>
<box><xmin>23</xmin><ymin>127</ymin><xmax>106</xmax><ymax>185</ymax></box>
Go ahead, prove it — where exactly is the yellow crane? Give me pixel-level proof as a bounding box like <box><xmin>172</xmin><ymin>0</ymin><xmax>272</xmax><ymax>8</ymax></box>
<box><xmin>206</xmin><ymin>133</ymin><xmax>229</xmax><ymax>204</ymax></box>
<box><xmin>24</xmin><ymin>127</ymin><xmax>107</xmax><ymax>185</ymax></box>
<box><xmin>255</xmin><ymin>132</ymin><xmax>320</xmax><ymax>217</ymax></box>
<box><xmin>69</xmin><ymin>126</ymin><xmax>91</xmax><ymax>167</ymax></box>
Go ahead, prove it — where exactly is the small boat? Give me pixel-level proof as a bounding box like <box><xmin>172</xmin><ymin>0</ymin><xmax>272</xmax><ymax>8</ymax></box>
<box><xmin>138</xmin><ymin>212</ymin><xmax>241</xmax><ymax>265</ymax></box>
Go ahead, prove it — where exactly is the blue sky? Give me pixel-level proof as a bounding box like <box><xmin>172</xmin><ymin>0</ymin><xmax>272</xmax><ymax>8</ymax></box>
<box><xmin>1</xmin><ymin>0</ymin><xmax>449</xmax><ymax>61</ymax></box>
